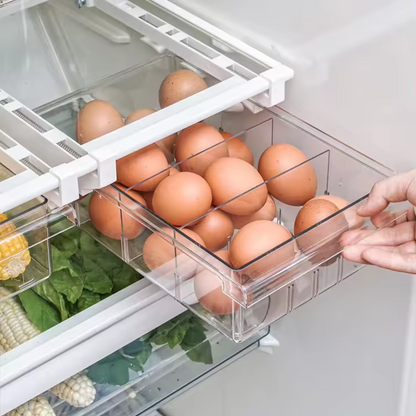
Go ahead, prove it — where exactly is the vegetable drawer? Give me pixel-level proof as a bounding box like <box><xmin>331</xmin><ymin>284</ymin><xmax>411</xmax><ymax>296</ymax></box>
<box><xmin>49</xmin><ymin>319</ymin><xmax>267</xmax><ymax>416</ymax></box>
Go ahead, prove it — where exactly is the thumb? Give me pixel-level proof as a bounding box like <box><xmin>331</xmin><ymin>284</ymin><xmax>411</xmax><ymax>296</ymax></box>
<box><xmin>362</xmin><ymin>247</ymin><xmax>416</xmax><ymax>274</ymax></box>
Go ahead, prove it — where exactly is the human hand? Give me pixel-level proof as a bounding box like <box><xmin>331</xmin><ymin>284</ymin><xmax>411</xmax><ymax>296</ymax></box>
<box><xmin>341</xmin><ymin>169</ymin><xmax>416</xmax><ymax>273</ymax></box>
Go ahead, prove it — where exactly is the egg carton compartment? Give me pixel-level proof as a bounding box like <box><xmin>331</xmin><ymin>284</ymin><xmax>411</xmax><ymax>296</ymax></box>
<box><xmin>68</xmin><ymin>106</ymin><xmax>406</xmax><ymax>343</ymax></box>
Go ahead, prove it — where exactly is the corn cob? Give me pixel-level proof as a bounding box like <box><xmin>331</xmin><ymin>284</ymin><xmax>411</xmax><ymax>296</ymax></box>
<box><xmin>0</xmin><ymin>213</ymin><xmax>31</xmax><ymax>280</ymax></box>
<box><xmin>0</xmin><ymin>345</ymin><xmax>56</xmax><ymax>416</ymax></box>
<box><xmin>50</xmin><ymin>374</ymin><xmax>96</xmax><ymax>408</ymax></box>
<box><xmin>0</xmin><ymin>288</ymin><xmax>96</xmax><ymax>407</ymax></box>
<box><xmin>4</xmin><ymin>396</ymin><xmax>56</xmax><ymax>416</ymax></box>
<box><xmin>0</xmin><ymin>289</ymin><xmax>39</xmax><ymax>350</ymax></box>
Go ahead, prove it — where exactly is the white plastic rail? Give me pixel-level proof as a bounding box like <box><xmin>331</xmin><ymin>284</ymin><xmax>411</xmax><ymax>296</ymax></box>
<box><xmin>93</xmin><ymin>0</ymin><xmax>293</xmax><ymax>108</ymax></box>
<box><xmin>0</xmin><ymin>0</ymin><xmax>293</xmax><ymax>213</ymax></box>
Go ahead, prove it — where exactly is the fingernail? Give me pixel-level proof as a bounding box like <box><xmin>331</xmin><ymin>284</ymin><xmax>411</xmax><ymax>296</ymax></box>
<box><xmin>356</xmin><ymin>200</ymin><xmax>367</xmax><ymax>214</ymax></box>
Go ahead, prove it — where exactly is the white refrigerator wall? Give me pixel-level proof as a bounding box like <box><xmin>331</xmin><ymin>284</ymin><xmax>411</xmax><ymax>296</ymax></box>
<box><xmin>163</xmin><ymin>268</ymin><xmax>413</xmax><ymax>416</ymax></box>
<box><xmin>162</xmin><ymin>0</ymin><xmax>416</xmax><ymax>415</ymax></box>
<box><xmin>171</xmin><ymin>0</ymin><xmax>416</xmax><ymax>174</ymax></box>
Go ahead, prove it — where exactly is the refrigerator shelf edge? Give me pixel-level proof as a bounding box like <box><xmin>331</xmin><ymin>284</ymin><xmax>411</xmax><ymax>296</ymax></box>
<box><xmin>0</xmin><ymin>279</ymin><xmax>185</xmax><ymax>414</ymax></box>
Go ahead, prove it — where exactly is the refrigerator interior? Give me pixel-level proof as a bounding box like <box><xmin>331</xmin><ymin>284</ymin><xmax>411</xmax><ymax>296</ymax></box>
<box><xmin>161</xmin><ymin>0</ymin><xmax>416</xmax><ymax>415</ymax></box>
<box><xmin>0</xmin><ymin>0</ymin><xmax>414</xmax><ymax>415</ymax></box>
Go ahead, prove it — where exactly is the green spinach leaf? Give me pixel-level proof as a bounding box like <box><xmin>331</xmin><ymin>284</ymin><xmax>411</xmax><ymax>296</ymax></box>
<box><xmin>179</xmin><ymin>315</ymin><xmax>213</xmax><ymax>364</ymax></box>
<box><xmin>122</xmin><ymin>340</ymin><xmax>152</xmax><ymax>373</ymax></box>
<box><xmin>50</xmin><ymin>269</ymin><xmax>84</xmax><ymax>304</ymax></box>
<box><xmin>18</xmin><ymin>290</ymin><xmax>61</xmax><ymax>332</ymax></box>
<box><xmin>79</xmin><ymin>232</ymin><xmax>107</xmax><ymax>257</ymax></box>
<box><xmin>81</xmin><ymin>257</ymin><xmax>113</xmax><ymax>294</ymax></box>
<box><xmin>77</xmin><ymin>290</ymin><xmax>101</xmax><ymax>312</ymax></box>
<box><xmin>111</xmin><ymin>263</ymin><xmax>140</xmax><ymax>293</ymax></box>
<box><xmin>52</xmin><ymin>234</ymin><xmax>78</xmax><ymax>256</ymax></box>
<box><xmin>88</xmin><ymin>357</ymin><xmax>130</xmax><ymax>386</ymax></box>
<box><xmin>185</xmin><ymin>341</ymin><xmax>213</xmax><ymax>365</ymax></box>
<box><xmin>33</xmin><ymin>280</ymin><xmax>69</xmax><ymax>321</ymax></box>
<box><xmin>51</xmin><ymin>245</ymin><xmax>73</xmax><ymax>270</ymax></box>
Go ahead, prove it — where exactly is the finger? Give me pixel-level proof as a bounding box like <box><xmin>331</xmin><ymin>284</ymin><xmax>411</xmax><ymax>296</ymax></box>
<box><xmin>361</xmin><ymin>247</ymin><xmax>416</xmax><ymax>274</ymax></box>
<box><xmin>357</xmin><ymin>170</ymin><xmax>416</xmax><ymax>216</ymax></box>
<box><xmin>342</xmin><ymin>245</ymin><xmax>371</xmax><ymax>264</ymax></box>
<box><xmin>370</xmin><ymin>207</ymin><xmax>415</xmax><ymax>228</ymax></box>
<box><xmin>343</xmin><ymin>241</ymin><xmax>416</xmax><ymax>263</ymax></box>
<box><xmin>340</xmin><ymin>221</ymin><xmax>416</xmax><ymax>247</ymax></box>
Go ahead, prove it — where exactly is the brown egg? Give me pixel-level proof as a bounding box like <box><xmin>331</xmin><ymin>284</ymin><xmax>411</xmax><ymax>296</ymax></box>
<box><xmin>170</xmin><ymin>167</ymin><xmax>180</xmax><ymax>175</ymax></box>
<box><xmin>116</xmin><ymin>144</ymin><xmax>170</xmax><ymax>192</ymax></box>
<box><xmin>194</xmin><ymin>250</ymin><xmax>239</xmax><ymax>315</ymax></box>
<box><xmin>141</xmin><ymin>191</ymin><xmax>154</xmax><ymax>211</ymax></box>
<box><xmin>294</xmin><ymin>199</ymin><xmax>348</xmax><ymax>259</ymax></box>
<box><xmin>315</xmin><ymin>195</ymin><xmax>365</xmax><ymax>229</ymax></box>
<box><xmin>231</xmin><ymin>194</ymin><xmax>277</xmax><ymax>229</ymax></box>
<box><xmin>76</xmin><ymin>100</ymin><xmax>124</xmax><ymax>144</ymax></box>
<box><xmin>204</xmin><ymin>157</ymin><xmax>268</xmax><ymax>216</ymax></box>
<box><xmin>175</xmin><ymin>123</ymin><xmax>229</xmax><ymax>176</ymax></box>
<box><xmin>152</xmin><ymin>172</ymin><xmax>212</xmax><ymax>226</ymax></box>
<box><xmin>159</xmin><ymin>70</ymin><xmax>208</xmax><ymax>108</ymax></box>
<box><xmin>190</xmin><ymin>207</ymin><xmax>234</xmax><ymax>252</ymax></box>
<box><xmin>89</xmin><ymin>184</ymin><xmax>146</xmax><ymax>240</ymax></box>
<box><xmin>220</xmin><ymin>131</ymin><xmax>254</xmax><ymax>165</ymax></box>
<box><xmin>258</xmin><ymin>144</ymin><xmax>317</xmax><ymax>206</ymax></box>
<box><xmin>125</xmin><ymin>108</ymin><xmax>176</xmax><ymax>162</ymax></box>
<box><xmin>143</xmin><ymin>227</ymin><xmax>205</xmax><ymax>279</ymax></box>
<box><xmin>230</xmin><ymin>220</ymin><xmax>295</xmax><ymax>280</ymax></box>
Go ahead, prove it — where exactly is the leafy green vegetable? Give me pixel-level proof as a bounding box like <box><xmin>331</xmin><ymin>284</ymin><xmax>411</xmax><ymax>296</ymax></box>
<box><xmin>77</xmin><ymin>290</ymin><xmax>101</xmax><ymax>312</ymax></box>
<box><xmin>51</xmin><ymin>245</ymin><xmax>73</xmax><ymax>269</ymax></box>
<box><xmin>50</xmin><ymin>269</ymin><xmax>84</xmax><ymax>304</ymax></box>
<box><xmin>79</xmin><ymin>232</ymin><xmax>107</xmax><ymax>258</ymax></box>
<box><xmin>122</xmin><ymin>340</ymin><xmax>152</xmax><ymax>373</ymax></box>
<box><xmin>18</xmin><ymin>226</ymin><xmax>213</xmax><ymax>387</ymax></box>
<box><xmin>87</xmin><ymin>312</ymin><xmax>213</xmax><ymax>386</ymax></box>
<box><xmin>18</xmin><ymin>290</ymin><xmax>61</xmax><ymax>332</ymax></box>
<box><xmin>32</xmin><ymin>280</ymin><xmax>69</xmax><ymax>321</ymax></box>
<box><xmin>53</xmin><ymin>234</ymin><xmax>78</xmax><ymax>255</ymax></box>
<box><xmin>88</xmin><ymin>352</ymin><xmax>130</xmax><ymax>386</ymax></box>
<box><xmin>78</xmin><ymin>257</ymin><xmax>113</xmax><ymax>294</ymax></box>
<box><xmin>185</xmin><ymin>341</ymin><xmax>213</xmax><ymax>364</ymax></box>
<box><xmin>150</xmin><ymin>318</ymin><xmax>184</xmax><ymax>346</ymax></box>
<box><xmin>111</xmin><ymin>263</ymin><xmax>140</xmax><ymax>293</ymax></box>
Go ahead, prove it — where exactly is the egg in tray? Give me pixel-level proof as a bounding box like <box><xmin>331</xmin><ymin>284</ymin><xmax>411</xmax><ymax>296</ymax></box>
<box><xmin>37</xmin><ymin>56</ymin><xmax>389</xmax><ymax>342</ymax></box>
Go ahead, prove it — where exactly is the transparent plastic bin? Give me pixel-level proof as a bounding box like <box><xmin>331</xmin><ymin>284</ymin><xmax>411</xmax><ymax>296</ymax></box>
<box><xmin>70</xmin><ymin>108</ymin><xmax>405</xmax><ymax>342</ymax></box>
<box><xmin>47</xmin><ymin>322</ymin><xmax>267</xmax><ymax>416</ymax></box>
<box><xmin>37</xmin><ymin>53</ymin><xmax>217</xmax><ymax>134</ymax></box>
<box><xmin>37</xmin><ymin>50</ymin><xmax>402</xmax><ymax>342</ymax></box>
<box><xmin>0</xmin><ymin>165</ymin><xmax>76</xmax><ymax>301</ymax></box>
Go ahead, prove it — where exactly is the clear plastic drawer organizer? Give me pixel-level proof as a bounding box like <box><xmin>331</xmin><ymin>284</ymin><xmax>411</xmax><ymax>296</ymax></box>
<box><xmin>78</xmin><ymin>119</ymin><xmax>401</xmax><ymax>342</ymax></box>
<box><xmin>37</xmin><ymin>56</ymin><xmax>401</xmax><ymax>342</ymax></box>
<box><xmin>0</xmin><ymin>195</ymin><xmax>75</xmax><ymax>303</ymax></box>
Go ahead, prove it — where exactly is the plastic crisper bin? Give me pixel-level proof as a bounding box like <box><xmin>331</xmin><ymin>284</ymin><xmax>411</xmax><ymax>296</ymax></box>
<box><xmin>0</xmin><ymin>203</ymin><xmax>76</xmax><ymax>302</ymax></box>
<box><xmin>74</xmin><ymin>109</ymin><xmax>402</xmax><ymax>342</ymax></box>
<box><xmin>0</xmin><ymin>164</ymin><xmax>76</xmax><ymax>301</ymax></box>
